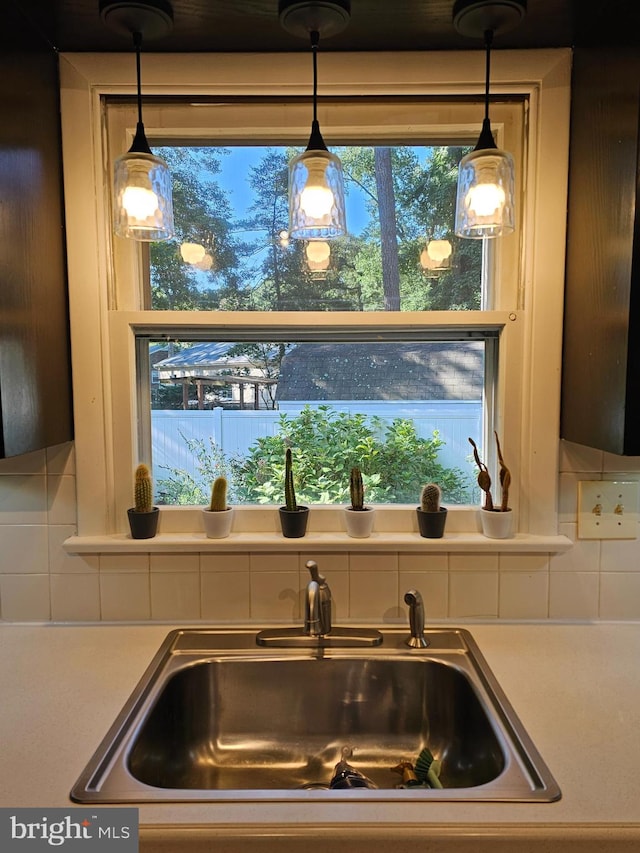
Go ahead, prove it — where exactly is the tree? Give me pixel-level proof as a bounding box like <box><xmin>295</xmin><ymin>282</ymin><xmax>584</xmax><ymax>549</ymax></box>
<box><xmin>374</xmin><ymin>146</ymin><xmax>401</xmax><ymax>310</ymax></box>
<box><xmin>150</xmin><ymin>147</ymin><xmax>249</xmax><ymax>310</ymax></box>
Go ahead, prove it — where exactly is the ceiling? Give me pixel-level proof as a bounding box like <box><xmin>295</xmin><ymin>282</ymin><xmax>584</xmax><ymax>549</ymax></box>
<box><xmin>5</xmin><ymin>0</ymin><xmax>635</xmax><ymax>54</ymax></box>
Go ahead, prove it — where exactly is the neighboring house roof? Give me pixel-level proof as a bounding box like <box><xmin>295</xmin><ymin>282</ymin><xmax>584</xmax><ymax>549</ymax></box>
<box><xmin>276</xmin><ymin>342</ymin><xmax>483</xmax><ymax>401</ymax></box>
<box><xmin>154</xmin><ymin>342</ymin><xmax>261</xmax><ymax>378</ymax></box>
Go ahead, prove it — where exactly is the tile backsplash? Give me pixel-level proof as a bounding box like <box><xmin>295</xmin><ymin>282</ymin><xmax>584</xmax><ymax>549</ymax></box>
<box><xmin>0</xmin><ymin>440</ymin><xmax>639</xmax><ymax>623</ymax></box>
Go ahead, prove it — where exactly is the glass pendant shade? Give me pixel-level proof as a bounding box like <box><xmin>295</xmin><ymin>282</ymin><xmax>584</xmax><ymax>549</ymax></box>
<box><xmin>114</xmin><ymin>147</ymin><xmax>174</xmax><ymax>242</ymax></box>
<box><xmin>289</xmin><ymin>147</ymin><xmax>346</xmax><ymax>240</ymax></box>
<box><xmin>455</xmin><ymin>145</ymin><xmax>515</xmax><ymax>238</ymax></box>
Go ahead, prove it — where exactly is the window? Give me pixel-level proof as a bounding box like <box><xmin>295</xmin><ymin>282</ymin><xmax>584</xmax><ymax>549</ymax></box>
<box><xmin>60</xmin><ymin>50</ymin><xmax>571</xmax><ymax>539</ymax></box>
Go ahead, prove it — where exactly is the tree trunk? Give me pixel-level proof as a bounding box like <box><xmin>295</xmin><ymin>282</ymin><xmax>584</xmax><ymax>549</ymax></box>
<box><xmin>374</xmin><ymin>146</ymin><xmax>401</xmax><ymax>311</ymax></box>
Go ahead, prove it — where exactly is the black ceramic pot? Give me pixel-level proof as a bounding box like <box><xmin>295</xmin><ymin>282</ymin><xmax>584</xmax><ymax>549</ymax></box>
<box><xmin>416</xmin><ymin>506</ymin><xmax>447</xmax><ymax>539</ymax></box>
<box><xmin>127</xmin><ymin>507</ymin><xmax>160</xmax><ymax>540</ymax></box>
<box><xmin>278</xmin><ymin>506</ymin><xmax>309</xmax><ymax>538</ymax></box>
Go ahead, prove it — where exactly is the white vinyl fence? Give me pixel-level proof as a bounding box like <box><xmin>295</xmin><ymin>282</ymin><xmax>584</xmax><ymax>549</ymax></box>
<box><xmin>151</xmin><ymin>400</ymin><xmax>482</xmax><ymax>488</ymax></box>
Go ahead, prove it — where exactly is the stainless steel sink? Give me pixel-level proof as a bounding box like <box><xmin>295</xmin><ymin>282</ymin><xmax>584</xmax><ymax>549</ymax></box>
<box><xmin>71</xmin><ymin>628</ymin><xmax>560</xmax><ymax>803</ymax></box>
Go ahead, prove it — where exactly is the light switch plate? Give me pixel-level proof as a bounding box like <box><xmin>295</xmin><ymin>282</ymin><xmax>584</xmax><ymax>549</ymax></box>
<box><xmin>577</xmin><ymin>481</ymin><xmax>640</xmax><ymax>539</ymax></box>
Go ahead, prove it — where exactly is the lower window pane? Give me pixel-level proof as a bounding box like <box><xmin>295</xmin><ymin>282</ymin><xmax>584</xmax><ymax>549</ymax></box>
<box><xmin>147</xmin><ymin>339</ymin><xmax>485</xmax><ymax>506</ymax></box>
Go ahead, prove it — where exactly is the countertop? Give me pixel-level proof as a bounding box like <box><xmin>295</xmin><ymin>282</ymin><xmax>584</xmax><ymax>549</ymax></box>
<box><xmin>1</xmin><ymin>621</ymin><xmax>639</xmax><ymax>852</ymax></box>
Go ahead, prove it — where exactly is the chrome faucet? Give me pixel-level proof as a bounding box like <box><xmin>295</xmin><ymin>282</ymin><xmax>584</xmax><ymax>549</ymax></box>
<box><xmin>304</xmin><ymin>560</ymin><xmax>332</xmax><ymax>637</ymax></box>
<box><xmin>404</xmin><ymin>588</ymin><xmax>429</xmax><ymax>648</ymax></box>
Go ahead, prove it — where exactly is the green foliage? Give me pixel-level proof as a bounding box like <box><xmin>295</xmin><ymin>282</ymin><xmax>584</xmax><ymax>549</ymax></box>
<box><xmin>156</xmin><ymin>434</ymin><xmax>230</xmax><ymax>506</ymax></box>
<box><xmin>229</xmin><ymin>405</ymin><xmax>473</xmax><ymax>505</ymax></box>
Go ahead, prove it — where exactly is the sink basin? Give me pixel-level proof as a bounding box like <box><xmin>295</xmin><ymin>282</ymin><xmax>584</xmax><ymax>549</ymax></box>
<box><xmin>71</xmin><ymin>628</ymin><xmax>560</xmax><ymax>803</ymax></box>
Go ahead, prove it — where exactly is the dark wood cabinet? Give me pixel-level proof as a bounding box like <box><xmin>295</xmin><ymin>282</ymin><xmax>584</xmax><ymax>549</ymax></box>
<box><xmin>561</xmin><ymin>44</ymin><xmax>640</xmax><ymax>455</ymax></box>
<box><xmin>0</xmin><ymin>6</ymin><xmax>73</xmax><ymax>457</ymax></box>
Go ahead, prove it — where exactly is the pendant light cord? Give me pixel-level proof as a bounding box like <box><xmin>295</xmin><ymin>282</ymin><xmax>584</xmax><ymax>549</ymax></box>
<box><xmin>306</xmin><ymin>29</ymin><xmax>327</xmax><ymax>152</ymax></box>
<box><xmin>474</xmin><ymin>28</ymin><xmax>497</xmax><ymax>151</ymax></box>
<box><xmin>483</xmin><ymin>29</ymin><xmax>493</xmax><ymax>123</ymax></box>
<box><xmin>128</xmin><ymin>29</ymin><xmax>153</xmax><ymax>155</ymax></box>
<box><xmin>311</xmin><ymin>29</ymin><xmax>319</xmax><ymax>126</ymax></box>
<box><xmin>134</xmin><ymin>30</ymin><xmax>144</xmax><ymax>128</ymax></box>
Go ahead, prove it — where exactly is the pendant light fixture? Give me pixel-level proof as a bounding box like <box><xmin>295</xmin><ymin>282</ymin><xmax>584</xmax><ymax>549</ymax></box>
<box><xmin>453</xmin><ymin>0</ymin><xmax>526</xmax><ymax>239</ymax></box>
<box><xmin>100</xmin><ymin>0</ymin><xmax>175</xmax><ymax>242</ymax></box>
<box><xmin>279</xmin><ymin>1</ymin><xmax>350</xmax><ymax>240</ymax></box>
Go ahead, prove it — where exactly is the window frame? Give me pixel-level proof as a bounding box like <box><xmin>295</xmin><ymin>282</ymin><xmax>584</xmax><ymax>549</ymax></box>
<box><xmin>59</xmin><ymin>49</ymin><xmax>571</xmax><ymax>541</ymax></box>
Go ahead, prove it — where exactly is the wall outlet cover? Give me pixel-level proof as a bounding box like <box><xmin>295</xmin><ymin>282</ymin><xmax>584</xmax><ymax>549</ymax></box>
<box><xmin>578</xmin><ymin>480</ymin><xmax>640</xmax><ymax>540</ymax></box>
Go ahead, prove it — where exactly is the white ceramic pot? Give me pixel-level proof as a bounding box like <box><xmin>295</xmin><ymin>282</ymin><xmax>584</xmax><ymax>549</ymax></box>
<box><xmin>343</xmin><ymin>506</ymin><xmax>375</xmax><ymax>538</ymax></box>
<box><xmin>479</xmin><ymin>508</ymin><xmax>513</xmax><ymax>539</ymax></box>
<box><xmin>202</xmin><ymin>507</ymin><xmax>234</xmax><ymax>539</ymax></box>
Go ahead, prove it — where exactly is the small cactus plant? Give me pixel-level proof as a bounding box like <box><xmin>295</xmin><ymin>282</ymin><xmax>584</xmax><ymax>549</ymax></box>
<box><xmin>209</xmin><ymin>476</ymin><xmax>228</xmax><ymax>512</ymax></box>
<box><xmin>133</xmin><ymin>463</ymin><xmax>153</xmax><ymax>513</ymax></box>
<box><xmin>349</xmin><ymin>467</ymin><xmax>365</xmax><ymax>511</ymax></box>
<box><xmin>284</xmin><ymin>448</ymin><xmax>297</xmax><ymax>512</ymax></box>
<box><xmin>420</xmin><ymin>483</ymin><xmax>441</xmax><ymax>513</ymax></box>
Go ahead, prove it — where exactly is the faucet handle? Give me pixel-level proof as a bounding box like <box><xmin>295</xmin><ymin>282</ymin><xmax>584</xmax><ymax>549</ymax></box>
<box><xmin>305</xmin><ymin>559</ymin><xmax>326</xmax><ymax>585</ymax></box>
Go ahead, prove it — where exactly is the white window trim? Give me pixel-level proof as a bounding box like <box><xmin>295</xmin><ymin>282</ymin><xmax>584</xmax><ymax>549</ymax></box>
<box><xmin>59</xmin><ymin>49</ymin><xmax>572</xmax><ymax>549</ymax></box>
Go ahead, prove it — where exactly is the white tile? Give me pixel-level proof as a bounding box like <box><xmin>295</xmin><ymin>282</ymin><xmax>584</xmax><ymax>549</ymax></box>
<box><xmin>600</xmin><ymin>538</ymin><xmax>640</xmax><ymax>572</ymax></box>
<box><xmin>559</xmin><ymin>440</ymin><xmax>603</xmax><ymax>474</ymax></box>
<box><xmin>100</xmin><ymin>554</ymin><xmax>149</xmax><ymax>573</ymax></box>
<box><xmin>600</xmin><ymin>573</ymin><xmax>640</xmax><ymax>620</ymax></box>
<box><xmin>550</xmin><ymin>525</ymin><xmax>600</xmax><ymax>572</ymax></box>
<box><xmin>602</xmin><ymin>453</ymin><xmax>640</xmax><ymax>472</ymax></box>
<box><xmin>48</xmin><ymin>525</ymin><xmax>98</xmax><ymax>574</ymax></box>
<box><xmin>250</xmin><ymin>552</ymin><xmax>298</xmax><ymax>573</ymax></box>
<box><xmin>349</xmin><ymin>552</ymin><xmax>398</xmax><ymax>572</ymax></box>
<box><xmin>0</xmin><ymin>450</ymin><xmax>46</xmax><ymax>475</ymax></box>
<box><xmin>0</xmin><ymin>475</ymin><xmax>47</xmax><ymax>524</ymax></box>
<box><xmin>499</xmin><ymin>553</ymin><xmax>549</xmax><ymax>572</ymax></box>
<box><xmin>398</xmin><ymin>553</ymin><xmax>448</xmax><ymax>573</ymax></box>
<box><xmin>548</xmin><ymin>572</ymin><xmax>599</xmax><ymax>619</ymax></box>
<box><xmin>558</xmin><ymin>472</ymin><xmax>585</xmax><ymax>524</ymax></box>
<box><xmin>299</xmin><ymin>552</ymin><xmax>349</xmax><ymax>572</ymax></box>
<box><xmin>398</xmin><ymin>570</ymin><xmax>448</xmax><ymax>619</ymax></box>
<box><xmin>348</xmin><ymin>570</ymin><xmax>398</xmax><ymax>621</ymax></box>
<box><xmin>50</xmin><ymin>574</ymin><xmax>101</xmax><ymax>621</ymax></box>
<box><xmin>449</xmin><ymin>572</ymin><xmax>498</xmax><ymax>618</ymax></box>
<box><xmin>201</xmin><ymin>571</ymin><xmax>250</xmax><ymax>620</ymax></box>
<box><xmin>0</xmin><ymin>525</ymin><xmax>48</xmax><ymax>574</ymax></box>
<box><xmin>151</xmin><ymin>572</ymin><xmax>200</xmax><ymax>620</ymax></box>
<box><xmin>47</xmin><ymin>475</ymin><xmax>77</xmax><ymax>525</ymax></box>
<box><xmin>100</xmin><ymin>573</ymin><xmax>150</xmax><ymax>621</ymax></box>
<box><xmin>499</xmin><ymin>572</ymin><xmax>549</xmax><ymax>619</ymax></box>
<box><xmin>46</xmin><ymin>442</ymin><xmax>75</xmax><ymax>476</ymax></box>
<box><xmin>150</xmin><ymin>553</ymin><xmax>199</xmax><ymax>573</ymax></box>
<box><xmin>250</xmin><ymin>572</ymin><xmax>300</xmax><ymax>620</ymax></box>
<box><xmin>0</xmin><ymin>574</ymin><xmax>50</xmax><ymax>621</ymax></box>
<box><xmin>449</xmin><ymin>553</ymin><xmax>498</xmax><ymax>572</ymax></box>
<box><xmin>201</xmin><ymin>553</ymin><xmax>250</xmax><ymax>573</ymax></box>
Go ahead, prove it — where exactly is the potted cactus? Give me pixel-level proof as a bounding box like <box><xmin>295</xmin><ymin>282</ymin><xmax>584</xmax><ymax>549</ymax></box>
<box><xmin>278</xmin><ymin>448</ymin><xmax>309</xmax><ymax>538</ymax></box>
<box><xmin>127</xmin><ymin>463</ymin><xmax>159</xmax><ymax>539</ymax></box>
<box><xmin>343</xmin><ymin>466</ymin><xmax>375</xmax><ymax>538</ymax></box>
<box><xmin>202</xmin><ymin>475</ymin><xmax>234</xmax><ymax>539</ymax></box>
<box><xmin>416</xmin><ymin>482</ymin><xmax>448</xmax><ymax>538</ymax></box>
<box><xmin>469</xmin><ymin>433</ymin><xmax>513</xmax><ymax>539</ymax></box>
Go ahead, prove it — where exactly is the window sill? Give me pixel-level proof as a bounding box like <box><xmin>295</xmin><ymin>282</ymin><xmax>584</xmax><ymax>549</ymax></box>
<box><xmin>64</xmin><ymin>532</ymin><xmax>572</xmax><ymax>554</ymax></box>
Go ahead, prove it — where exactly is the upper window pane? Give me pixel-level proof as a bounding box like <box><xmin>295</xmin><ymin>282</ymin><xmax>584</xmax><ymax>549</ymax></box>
<box><xmin>148</xmin><ymin>144</ymin><xmax>483</xmax><ymax>312</ymax></box>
